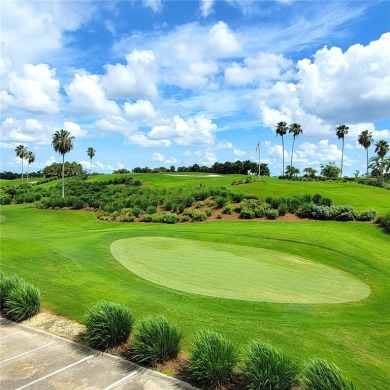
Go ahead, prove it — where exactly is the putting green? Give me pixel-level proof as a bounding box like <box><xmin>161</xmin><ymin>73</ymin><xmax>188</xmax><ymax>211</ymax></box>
<box><xmin>110</xmin><ymin>237</ymin><xmax>370</xmax><ymax>303</ymax></box>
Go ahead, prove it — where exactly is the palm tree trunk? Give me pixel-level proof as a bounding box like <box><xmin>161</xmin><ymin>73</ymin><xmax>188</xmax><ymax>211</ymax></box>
<box><xmin>62</xmin><ymin>154</ymin><xmax>65</xmax><ymax>198</ymax></box>
<box><xmin>340</xmin><ymin>138</ymin><xmax>344</xmax><ymax>177</ymax></box>
<box><xmin>291</xmin><ymin>137</ymin><xmax>295</xmax><ymax>168</ymax></box>
<box><xmin>282</xmin><ymin>136</ymin><xmax>285</xmax><ymax>176</ymax></box>
<box><xmin>21</xmin><ymin>158</ymin><xmax>24</xmax><ymax>184</ymax></box>
<box><xmin>90</xmin><ymin>158</ymin><xmax>92</xmax><ymax>175</ymax></box>
<box><xmin>27</xmin><ymin>163</ymin><xmax>29</xmax><ymax>184</ymax></box>
<box><xmin>366</xmin><ymin>148</ymin><xmax>369</xmax><ymax>176</ymax></box>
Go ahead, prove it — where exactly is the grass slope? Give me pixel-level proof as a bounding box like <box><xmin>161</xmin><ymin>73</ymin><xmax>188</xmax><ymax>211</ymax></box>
<box><xmin>1</xmin><ymin>203</ymin><xmax>389</xmax><ymax>388</ymax></box>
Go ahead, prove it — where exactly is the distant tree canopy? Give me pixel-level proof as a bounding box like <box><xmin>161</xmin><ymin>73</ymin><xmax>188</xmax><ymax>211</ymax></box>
<box><xmin>175</xmin><ymin>160</ymin><xmax>270</xmax><ymax>176</ymax></box>
<box><xmin>320</xmin><ymin>162</ymin><xmax>341</xmax><ymax>179</ymax></box>
<box><xmin>42</xmin><ymin>162</ymin><xmax>85</xmax><ymax>178</ymax></box>
<box><xmin>113</xmin><ymin>168</ymin><xmax>131</xmax><ymax>174</ymax></box>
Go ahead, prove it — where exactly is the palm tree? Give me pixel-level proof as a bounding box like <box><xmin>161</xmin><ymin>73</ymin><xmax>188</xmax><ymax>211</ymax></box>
<box><xmin>15</xmin><ymin>145</ymin><xmax>28</xmax><ymax>183</ymax></box>
<box><xmin>336</xmin><ymin>125</ymin><xmax>349</xmax><ymax>177</ymax></box>
<box><xmin>87</xmin><ymin>147</ymin><xmax>96</xmax><ymax>174</ymax></box>
<box><xmin>51</xmin><ymin>129</ymin><xmax>74</xmax><ymax>198</ymax></box>
<box><xmin>288</xmin><ymin>123</ymin><xmax>303</xmax><ymax>168</ymax></box>
<box><xmin>358</xmin><ymin>130</ymin><xmax>373</xmax><ymax>176</ymax></box>
<box><xmin>375</xmin><ymin>140</ymin><xmax>390</xmax><ymax>178</ymax></box>
<box><xmin>26</xmin><ymin>151</ymin><xmax>36</xmax><ymax>183</ymax></box>
<box><xmin>275</xmin><ymin>121</ymin><xmax>288</xmax><ymax>176</ymax></box>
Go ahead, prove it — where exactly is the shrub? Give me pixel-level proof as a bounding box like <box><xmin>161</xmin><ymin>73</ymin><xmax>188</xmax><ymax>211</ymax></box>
<box><xmin>265</xmin><ymin>209</ymin><xmax>279</xmax><ymax>220</ymax></box>
<box><xmin>0</xmin><ymin>272</ymin><xmax>23</xmax><ymax>311</ymax></box>
<box><xmin>243</xmin><ymin>341</ymin><xmax>299</xmax><ymax>390</ymax></box>
<box><xmin>223</xmin><ymin>204</ymin><xmax>234</xmax><ymax>214</ymax></box>
<box><xmin>188</xmin><ymin>330</ymin><xmax>238</xmax><ymax>388</ymax></box>
<box><xmin>181</xmin><ymin>215</ymin><xmax>191</xmax><ymax>222</ymax></box>
<box><xmin>334</xmin><ymin>205</ymin><xmax>357</xmax><ymax>222</ymax></box>
<box><xmin>356</xmin><ymin>209</ymin><xmax>376</xmax><ymax>222</ymax></box>
<box><xmin>85</xmin><ymin>301</ymin><xmax>134</xmax><ymax>350</ymax></box>
<box><xmin>300</xmin><ymin>358</ymin><xmax>356</xmax><ymax>390</ymax></box>
<box><xmin>162</xmin><ymin>213</ymin><xmax>179</xmax><ymax>224</ymax></box>
<box><xmin>205</xmin><ymin>208</ymin><xmax>212</xmax><ymax>217</ymax></box>
<box><xmin>215</xmin><ymin>195</ymin><xmax>229</xmax><ymax>209</ymax></box>
<box><xmin>146</xmin><ymin>205</ymin><xmax>157</xmax><ymax>214</ymax></box>
<box><xmin>130</xmin><ymin>316</ymin><xmax>182</xmax><ymax>366</ymax></box>
<box><xmin>192</xmin><ymin>211</ymin><xmax>207</xmax><ymax>222</ymax></box>
<box><xmin>4</xmin><ymin>280</ymin><xmax>41</xmax><ymax>322</ymax></box>
<box><xmin>0</xmin><ymin>196</ymin><xmax>12</xmax><ymax>205</ymax></box>
<box><xmin>278</xmin><ymin>203</ymin><xmax>287</xmax><ymax>216</ymax></box>
<box><xmin>240</xmin><ymin>208</ymin><xmax>255</xmax><ymax>219</ymax></box>
<box><xmin>131</xmin><ymin>207</ymin><xmax>142</xmax><ymax>217</ymax></box>
<box><xmin>378</xmin><ymin>211</ymin><xmax>390</xmax><ymax>233</ymax></box>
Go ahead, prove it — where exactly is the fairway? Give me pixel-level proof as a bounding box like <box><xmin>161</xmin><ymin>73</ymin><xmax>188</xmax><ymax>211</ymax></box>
<box><xmin>110</xmin><ymin>237</ymin><xmax>370</xmax><ymax>304</ymax></box>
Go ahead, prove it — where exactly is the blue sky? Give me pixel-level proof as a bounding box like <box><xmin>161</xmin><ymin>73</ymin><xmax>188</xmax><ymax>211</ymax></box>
<box><xmin>1</xmin><ymin>0</ymin><xmax>389</xmax><ymax>176</ymax></box>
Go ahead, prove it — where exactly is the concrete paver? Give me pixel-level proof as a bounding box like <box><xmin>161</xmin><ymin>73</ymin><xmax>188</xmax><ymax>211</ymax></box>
<box><xmin>0</xmin><ymin>318</ymin><xmax>197</xmax><ymax>390</ymax></box>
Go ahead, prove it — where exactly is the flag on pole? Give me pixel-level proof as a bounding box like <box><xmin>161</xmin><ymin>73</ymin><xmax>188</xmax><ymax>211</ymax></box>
<box><xmin>255</xmin><ymin>142</ymin><xmax>260</xmax><ymax>151</ymax></box>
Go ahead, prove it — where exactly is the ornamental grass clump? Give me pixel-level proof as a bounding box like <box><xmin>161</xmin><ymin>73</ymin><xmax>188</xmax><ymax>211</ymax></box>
<box><xmin>4</xmin><ymin>280</ymin><xmax>41</xmax><ymax>322</ymax></box>
<box><xmin>300</xmin><ymin>358</ymin><xmax>357</xmax><ymax>390</ymax></box>
<box><xmin>187</xmin><ymin>330</ymin><xmax>238</xmax><ymax>388</ymax></box>
<box><xmin>242</xmin><ymin>341</ymin><xmax>298</xmax><ymax>390</ymax></box>
<box><xmin>85</xmin><ymin>301</ymin><xmax>134</xmax><ymax>350</ymax></box>
<box><xmin>0</xmin><ymin>271</ymin><xmax>23</xmax><ymax>310</ymax></box>
<box><xmin>130</xmin><ymin>315</ymin><xmax>182</xmax><ymax>366</ymax></box>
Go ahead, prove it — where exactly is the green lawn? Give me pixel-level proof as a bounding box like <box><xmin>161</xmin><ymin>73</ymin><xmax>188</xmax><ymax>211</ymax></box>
<box><xmin>0</xmin><ymin>203</ymin><xmax>389</xmax><ymax>388</ymax></box>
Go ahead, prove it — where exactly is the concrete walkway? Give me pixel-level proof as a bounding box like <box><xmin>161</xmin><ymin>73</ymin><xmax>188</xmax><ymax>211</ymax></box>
<box><xmin>0</xmin><ymin>318</ymin><xmax>198</xmax><ymax>390</ymax></box>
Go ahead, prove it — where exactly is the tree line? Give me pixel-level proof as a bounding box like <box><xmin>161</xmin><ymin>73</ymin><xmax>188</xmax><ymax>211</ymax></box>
<box><xmin>275</xmin><ymin>122</ymin><xmax>389</xmax><ymax>178</ymax></box>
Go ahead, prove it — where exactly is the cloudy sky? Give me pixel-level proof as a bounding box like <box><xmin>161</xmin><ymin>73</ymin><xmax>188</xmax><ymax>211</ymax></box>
<box><xmin>1</xmin><ymin>0</ymin><xmax>389</xmax><ymax>176</ymax></box>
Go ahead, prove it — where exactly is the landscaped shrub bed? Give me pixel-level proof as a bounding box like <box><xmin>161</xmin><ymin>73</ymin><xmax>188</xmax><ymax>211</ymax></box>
<box><xmin>2</xmin><ymin>177</ymin><xmax>381</xmax><ymax>225</ymax></box>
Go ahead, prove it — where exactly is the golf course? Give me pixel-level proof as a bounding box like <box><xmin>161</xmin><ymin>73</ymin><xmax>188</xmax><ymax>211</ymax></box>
<box><xmin>1</xmin><ymin>174</ymin><xmax>389</xmax><ymax>388</ymax></box>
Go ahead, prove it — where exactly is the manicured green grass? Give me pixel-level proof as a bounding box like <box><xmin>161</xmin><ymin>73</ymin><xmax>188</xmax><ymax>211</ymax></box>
<box><xmin>110</xmin><ymin>237</ymin><xmax>370</xmax><ymax>303</ymax></box>
<box><xmin>0</xmin><ymin>203</ymin><xmax>389</xmax><ymax>388</ymax></box>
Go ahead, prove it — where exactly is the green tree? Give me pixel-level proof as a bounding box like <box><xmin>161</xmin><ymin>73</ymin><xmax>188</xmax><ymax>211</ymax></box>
<box><xmin>285</xmin><ymin>165</ymin><xmax>300</xmax><ymax>179</ymax></box>
<box><xmin>87</xmin><ymin>147</ymin><xmax>96</xmax><ymax>174</ymax></box>
<box><xmin>374</xmin><ymin>140</ymin><xmax>389</xmax><ymax>178</ymax></box>
<box><xmin>15</xmin><ymin>145</ymin><xmax>28</xmax><ymax>183</ymax></box>
<box><xmin>51</xmin><ymin>129</ymin><xmax>75</xmax><ymax>198</ymax></box>
<box><xmin>26</xmin><ymin>151</ymin><xmax>36</xmax><ymax>183</ymax></box>
<box><xmin>288</xmin><ymin>123</ymin><xmax>303</xmax><ymax>168</ymax></box>
<box><xmin>320</xmin><ymin>162</ymin><xmax>341</xmax><ymax>179</ymax></box>
<box><xmin>358</xmin><ymin>130</ymin><xmax>373</xmax><ymax>176</ymax></box>
<box><xmin>275</xmin><ymin>121</ymin><xmax>288</xmax><ymax>176</ymax></box>
<box><xmin>336</xmin><ymin>124</ymin><xmax>349</xmax><ymax>177</ymax></box>
<box><xmin>303</xmin><ymin>167</ymin><xmax>317</xmax><ymax>178</ymax></box>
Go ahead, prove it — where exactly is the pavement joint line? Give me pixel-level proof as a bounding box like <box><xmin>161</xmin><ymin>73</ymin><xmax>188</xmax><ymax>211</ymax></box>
<box><xmin>103</xmin><ymin>370</ymin><xmax>142</xmax><ymax>390</ymax></box>
<box><xmin>0</xmin><ymin>341</ymin><xmax>56</xmax><ymax>364</ymax></box>
<box><xmin>14</xmin><ymin>354</ymin><xmax>94</xmax><ymax>390</ymax></box>
<box><xmin>0</xmin><ymin>332</ymin><xmax>20</xmax><ymax>339</ymax></box>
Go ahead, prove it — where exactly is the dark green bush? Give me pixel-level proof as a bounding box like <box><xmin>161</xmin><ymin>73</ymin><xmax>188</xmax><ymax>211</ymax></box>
<box><xmin>243</xmin><ymin>341</ymin><xmax>299</xmax><ymax>390</ymax></box>
<box><xmin>334</xmin><ymin>205</ymin><xmax>357</xmax><ymax>222</ymax></box>
<box><xmin>215</xmin><ymin>195</ymin><xmax>229</xmax><ymax>209</ymax></box>
<box><xmin>132</xmin><ymin>207</ymin><xmax>142</xmax><ymax>217</ymax></box>
<box><xmin>378</xmin><ymin>211</ymin><xmax>390</xmax><ymax>233</ymax></box>
<box><xmin>188</xmin><ymin>330</ymin><xmax>238</xmax><ymax>388</ymax></box>
<box><xmin>85</xmin><ymin>301</ymin><xmax>134</xmax><ymax>350</ymax></box>
<box><xmin>4</xmin><ymin>280</ymin><xmax>41</xmax><ymax>322</ymax></box>
<box><xmin>240</xmin><ymin>208</ymin><xmax>255</xmax><ymax>219</ymax></box>
<box><xmin>300</xmin><ymin>358</ymin><xmax>356</xmax><ymax>390</ymax></box>
<box><xmin>130</xmin><ymin>316</ymin><xmax>182</xmax><ymax>366</ymax></box>
<box><xmin>278</xmin><ymin>203</ymin><xmax>287</xmax><ymax>216</ymax></box>
<box><xmin>356</xmin><ymin>209</ymin><xmax>376</xmax><ymax>221</ymax></box>
<box><xmin>0</xmin><ymin>196</ymin><xmax>12</xmax><ymax>205</ymax></box>
<box><xmin>146</xmin><ymin>205</ymin><xmax>157</xmax><ymax>214</ymax></box>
